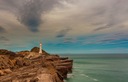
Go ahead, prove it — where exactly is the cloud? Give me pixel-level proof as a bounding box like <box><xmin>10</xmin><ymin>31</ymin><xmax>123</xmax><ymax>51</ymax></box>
<box><xmin>0</xmin><ymin>36</ymin><xmax>9</xmax><ymax>42</ymax></box>
<box><xmin>1</xmin><ymin>0</ymin><xmax>128</xmax><ymax>53</ymax></box>
<box><xmin>0</xmin><ymin>0</ymin><xmax>128</xmax><ymax>33</ymax></box>
<box><xmin>56</xmin><ymin>28</ymin><xmax>71</xmax><ymax>38</ymax></box>
<box><xmin>17</xmin><ymin>0</ymin><xmax>43</xmax><ymax>32</ymax></box>
<box><xmin>0</xmin><ymin>36</ymin><xmax>11</xmax><ymax>46</ymax></box>
<box><xmin>0</xmin><ymin>26</ymin><xmax>5</xmax><ymax>33</ymax></box>
<box><xmin>63</xmin><ymin>38</ymin><xmax>76</xmax><ymax>43</ymax></box>
<box><xmin>18</xmin><ymin>0</ymin><xmax>61</xmax><ymax>32</ymax></box>
<box><xmin>81</xmin><ymin>32</ymin><xmax>128</xmax><ymax>45</ymax></box>
<box><xmin>0</xmin><ymin>0</ymin><xmax>61</xmax><ymax>32</ymax></box>
<box><xmin>93</xmin><ymin>24</ymin><xmax>111</xmax><ymax>31</ymax></box>
<box><xmin>70</xmin><ymin>0</ymin><xmax>128</xmax><ymax>32</ymax></box>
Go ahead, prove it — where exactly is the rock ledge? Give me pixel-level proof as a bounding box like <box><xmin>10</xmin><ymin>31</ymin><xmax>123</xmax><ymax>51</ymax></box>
<box><xmin>0</xmin><ymin>48</ymin><xmax>73</xmax><ymax>82</ymax></box>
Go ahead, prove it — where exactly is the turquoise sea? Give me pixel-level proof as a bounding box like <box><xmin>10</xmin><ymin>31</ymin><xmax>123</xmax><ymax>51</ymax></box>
<box><xmin>62</xmin><ymin>54</ymin><xmax>128</xmax><ymax>82</ymax></box>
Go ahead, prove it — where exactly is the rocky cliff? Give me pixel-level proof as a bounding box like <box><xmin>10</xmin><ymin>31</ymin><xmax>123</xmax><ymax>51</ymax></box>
<box><xmin>0</xmin><ymin>48</ymin><xmax>73</xmax><ymax>82</ymax></box>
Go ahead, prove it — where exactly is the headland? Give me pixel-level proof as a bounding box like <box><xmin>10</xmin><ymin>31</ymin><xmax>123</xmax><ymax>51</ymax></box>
<box><xmin>0</xmin><ymin>47</ymin><xmax>73</xmax><ymax>82</ymax></box>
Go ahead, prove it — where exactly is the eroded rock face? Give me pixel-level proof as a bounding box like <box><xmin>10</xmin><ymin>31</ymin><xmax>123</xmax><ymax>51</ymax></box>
<box><xmin>0</xmin><ymin>49</ymin><xmax>16</xmax><ymax>56</ymax></box>
<box><xmin>0</xmin><ymin>58</ymin><xmax>64</xmax><ymax>82</ymax></box>
<box><xmin>0</xmin><ymin>55</ymin><xmax>14</xmax><ymax>70</ymax></box>
<box><xmin>15</xmin><ymin>57</ymin><xmax>31</xmax><ymax>67</ymax></box>
<box><xmin>17</xmin><ymin>51</ymin><xmax>30</xmax><ymax>57</ymax></box>
<box><xmin>36</xmin><ymin>74</ymin><xmax>53</xmax><ymax>82</ymax></box>
<box><xmin>0</xmin><ymin>48</ymin><xmax>73</xmax><ymax>82</ymax></box>
<box><xmin>0</xmin><ymin>69</ymin><xmax>12</xmax><ymax>76</ymax></box>
<box><xmin>0</xmin><ymin>49</ymin><xmax>18</xmax><ymax>60</ymax></box>
<box><xmin>45</xmin><ymin>55</ymin><xmax>73</xmax><ymax>79</ymax></box>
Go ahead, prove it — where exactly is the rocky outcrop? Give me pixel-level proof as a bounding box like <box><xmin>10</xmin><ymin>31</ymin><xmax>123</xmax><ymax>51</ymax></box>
<box><xmin>0</xmin><ymin>49</ymin><xmax>18</xmax><ymax>59</ymax></box>
<box><xmin>0</xmin><ymin>55</ymin><xmax>14</xmax><ymax>70</ymax></box>
<box><xmin>0</xmin><ymin>49</ymin><xmax>16</xmax><ymax>56</ymax></box>
<box><xmin>0</xmin><ymin>60</ymin><xmax>63</xmax><ymax>82</ymax></box>
<box><xmin>17</xmin><ymin>47</ymin><xmax>49</xmax><ymax>58</ymax></box>
<box><xmin>46</xmin><ymin>55</ymin><xmax>73</xmax><ymax>79</ymax></box>
<box><xmin>0</xmin><ymin>69</ymin><xmax>12</xmax><ymax>76</ymax></box>
<box><xmin>31</xmin><ymin>47</ymin><xmax>49</xmax><ymax>55</ymax></box>
<box><xmin>0</xmin><ymin>48</ymin><xmax>73</xmax><ymax>82</ymax></box>
<box><xmin>17</xmin><ymin>51</ymin><xmax>30</xmax><ymax>57</ymax></box>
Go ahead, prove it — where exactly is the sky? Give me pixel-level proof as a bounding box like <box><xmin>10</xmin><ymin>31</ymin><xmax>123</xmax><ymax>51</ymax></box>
<box><xmin>0</xmin><ymin>0</ymin><xmax>128</xmax><ymax>54</ymax></box>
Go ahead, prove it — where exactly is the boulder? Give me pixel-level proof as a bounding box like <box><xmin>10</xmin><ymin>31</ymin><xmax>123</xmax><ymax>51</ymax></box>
<box><xmin>15</xmin><ymin>57</ymin><xmax>31</xmax><ymax>67</ymax></box>
<box><xmin>0</xmin><ymin>55</ymin><xmax>14</xmax><ymax>69</ymax></box>
<box><xmin>0</xmin><ymin>70</ymin><xmax>4</xmax><ymax>76</ymax></box>
<box><xmin>0</xmin><ymin>69</ymin><xmax>12</xmax><ymax>76</ymax></box>
<box><xmin>3</xmin><ymin>69</ymin><xmax>12</xmax><ymax>74</ymax></box>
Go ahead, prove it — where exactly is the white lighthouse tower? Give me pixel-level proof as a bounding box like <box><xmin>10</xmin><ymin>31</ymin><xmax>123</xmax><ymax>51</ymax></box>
<box><xmin>39</xmin><ymin>43</ymin><xmax>42</xmax><ymax>54</ymax></box>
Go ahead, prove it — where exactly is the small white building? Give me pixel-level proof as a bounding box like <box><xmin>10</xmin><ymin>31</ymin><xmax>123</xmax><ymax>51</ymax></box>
<box><xmin>39</xmin><ymin>43</ymin><xmax>42</xmax><ymax>54</ymax></box>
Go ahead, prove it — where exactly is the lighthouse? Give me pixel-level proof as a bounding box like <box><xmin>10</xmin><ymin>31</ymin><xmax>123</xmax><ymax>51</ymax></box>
<box><xmin>39</xmin><ymin>43</ymin><xmax>42</xmax><ymax>54</ymax></box>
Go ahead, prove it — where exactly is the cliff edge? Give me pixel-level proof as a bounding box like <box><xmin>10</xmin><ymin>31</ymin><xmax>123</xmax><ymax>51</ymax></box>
<box><xmin>0</xmin><ymin>48</ymin><xmax>73</xmax><ymax>82</ymax></box>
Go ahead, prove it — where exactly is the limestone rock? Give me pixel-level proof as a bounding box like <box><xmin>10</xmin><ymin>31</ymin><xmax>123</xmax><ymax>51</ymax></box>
<box><xmin>0</xmin><ymin>55</ymin><xmax>14</xmax><ymax>69</ymax></box>
<box><xmin>0</xmin><ymin>49</ymin><xmax>73</xmax><ymax>82</ymax></box>
<box><xmin>0</xmin><ymin>69</ymin><xmax>12</xmax><ymax>76</ymax></box>
<box><xmin>0</xmin><ymin>49</ymin><xmax>18</xmax><ymax>59</ymax></box>
<box><xmin>3</xmin><ymin>69</ymin><xmax>12</xmax><ymax>74</ymax></box>
<box><xmin>15</xmin><ymin>57</ymin><xmax>31</xmax><ymax>67</ymax></box>
<box><xmin>17</xmin><ymin>51</ymin><xmax>30</xmax><ymax>57</ymax></box>
<box><xmin>0</xmin><ymin>70</ymin><xmax>4</xmax><ymax>76</ymax></box>
<box><xmin>36</xmin><ymin>74</ymin><xmax>53</xmax><ymax>82</ymax></box>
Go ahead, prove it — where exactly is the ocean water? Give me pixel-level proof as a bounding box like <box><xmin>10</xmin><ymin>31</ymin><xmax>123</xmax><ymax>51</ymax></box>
<box><xmin>62</xmin><ymin>54</ymin><xmax>128</xmax><ymax>82</ymax></box>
